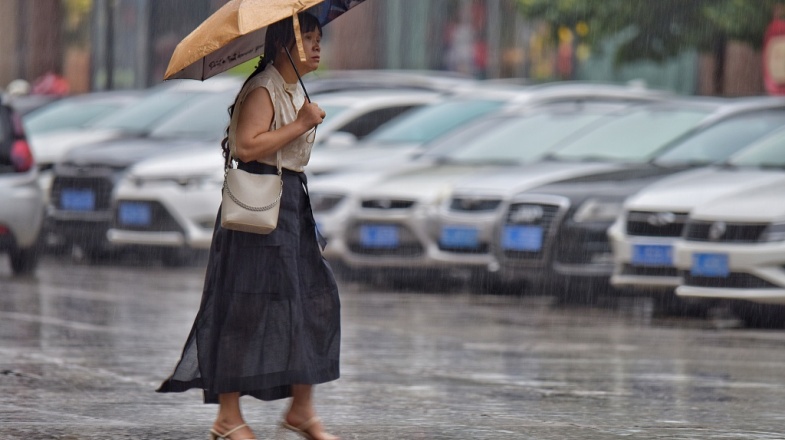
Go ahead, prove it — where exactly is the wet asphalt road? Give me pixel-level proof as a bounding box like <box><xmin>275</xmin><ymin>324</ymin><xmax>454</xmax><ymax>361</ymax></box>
<box><xmin>1</xmin><ymin>256</ymin><xmax>785</xmax><ymax>440</ymax></box>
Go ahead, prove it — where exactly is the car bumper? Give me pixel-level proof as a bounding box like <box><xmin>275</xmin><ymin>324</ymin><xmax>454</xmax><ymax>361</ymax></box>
<box><xmin>673</xmin><ymin>239</ymin><xmax>785</xmax><ymax>305</ymax></box>
<box><xmin>608</xmin><ymin>225</ymin><xmax>681</xmax><ymax>289</ymax></box>
<box><xmin>107</xmin><ymin>182</ymin><xmax>220</xmax><ymax>250</ymax></box>
<box><xmin>342</xmin><ymin>208</ymin><xmax>443</xmax><ymax>269</ymax></box>
<box><xmin>428</xmin><ymin>209</ymin><xmax>499</xmax><ymax>270</ymax></box>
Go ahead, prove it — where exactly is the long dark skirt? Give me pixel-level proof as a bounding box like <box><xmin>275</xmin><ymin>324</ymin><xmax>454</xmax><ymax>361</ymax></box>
<box><xmin>157</xmin><ymin>162</ymin><xmax>341</xmax><ymax>403</ymax></box>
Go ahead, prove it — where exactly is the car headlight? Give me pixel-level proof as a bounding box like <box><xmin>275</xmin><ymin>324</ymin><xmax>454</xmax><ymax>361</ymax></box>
<box><xmin>572</xmin><ymin>199</ymin><xmax>624</xmax><ymax>223</ymax></box>
<box><xmin>760</xmin><ymin>222</ymin><xmax>785</xmax><ymax>242</ymax></box>
<box><xmin>310</xmin><ymin>193</ymin><xmax>346</xmax><ymax>213</ymax></box>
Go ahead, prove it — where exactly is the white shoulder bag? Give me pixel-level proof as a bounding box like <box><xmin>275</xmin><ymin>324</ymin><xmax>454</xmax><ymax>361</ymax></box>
<box><xmin>220</xmin><ymin>149</ymin><xmax>282</xmax><ymax>235</ymax></box>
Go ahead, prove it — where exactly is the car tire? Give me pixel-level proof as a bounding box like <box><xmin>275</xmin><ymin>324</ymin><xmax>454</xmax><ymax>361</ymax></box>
<box><xmin>10</xmin><ymin>246</ymin><xmax>39</xmax><ymax>275</ymax></box>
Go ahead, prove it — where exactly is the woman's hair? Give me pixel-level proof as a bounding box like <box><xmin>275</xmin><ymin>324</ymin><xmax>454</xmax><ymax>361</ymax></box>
<box><xmin>221</xmin><ymin>12</ymin><xmax>322</xmax><ymax>164</ymax></box>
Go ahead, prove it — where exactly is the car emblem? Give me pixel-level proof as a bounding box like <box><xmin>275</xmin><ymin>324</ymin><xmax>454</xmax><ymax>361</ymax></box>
<box><xmin>510</xmin><ymin>205</ymin><xmax>544</xmax><ymax>223</ymax></box>
<box><xmin>708</xmin><ymin>221</ymin><xmax>727</xmax><ymax>241</ymax></box>
<box><xmin>647</xmin><ymin>212</ymin><xmax>676</xmax><ymax>227</ymax></box>
<box><xmin>375</xmin><ymin>199</ymin><xmax>392</xmax><ymax>209</ymax></box>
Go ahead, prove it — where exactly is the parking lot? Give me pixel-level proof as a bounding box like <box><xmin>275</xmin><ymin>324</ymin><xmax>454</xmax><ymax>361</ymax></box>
<box><xmin>2</xmin><ymin>256</ymin><xmax>785</xmax><ymax>439</ymax></box>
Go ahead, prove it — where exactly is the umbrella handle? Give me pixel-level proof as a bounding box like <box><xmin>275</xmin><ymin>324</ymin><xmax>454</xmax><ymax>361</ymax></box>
<box><xmin>284</xmin><ymin>46</ymin><xmax>311</xmax><ymax>103</ymax></box>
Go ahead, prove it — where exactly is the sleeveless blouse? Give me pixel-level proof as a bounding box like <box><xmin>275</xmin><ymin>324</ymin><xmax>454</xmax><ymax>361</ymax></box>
<box><xmin>228</xmin><ymin>65</ymin><xmax>313</xmax><ymax>172</ymax></box>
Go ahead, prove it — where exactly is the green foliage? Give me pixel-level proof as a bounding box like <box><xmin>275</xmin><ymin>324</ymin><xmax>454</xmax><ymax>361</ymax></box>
<box><xmin>516</xmin><ymin>0</ymin><xmax>781</xmax><ymax>64</ymax></box>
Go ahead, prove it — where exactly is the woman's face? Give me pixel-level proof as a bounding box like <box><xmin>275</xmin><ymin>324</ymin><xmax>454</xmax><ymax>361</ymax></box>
<box><xmin>292</xmin><ymin>29</ymin><xmax>322</xmax><ymax>74</ymax></box>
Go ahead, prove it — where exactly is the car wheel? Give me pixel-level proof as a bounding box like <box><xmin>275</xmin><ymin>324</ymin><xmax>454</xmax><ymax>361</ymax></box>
<box><xmin>10</xmin><ymin>246</ymin><xmax>39</xmax><ymax>275</ymax></box>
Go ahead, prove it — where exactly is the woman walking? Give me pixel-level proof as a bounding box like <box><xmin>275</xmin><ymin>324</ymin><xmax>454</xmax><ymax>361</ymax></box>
<box><xmin>157</xmin><ymin>13</ymin><xmax>340</xmax><ymax>440</ymax></box>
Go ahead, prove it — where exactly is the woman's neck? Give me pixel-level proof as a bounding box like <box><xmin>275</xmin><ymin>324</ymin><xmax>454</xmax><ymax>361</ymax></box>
<box><xmin>273</xmin><ymin>54</ymin><xmax>301</xmax><ymax>84</ymax></box>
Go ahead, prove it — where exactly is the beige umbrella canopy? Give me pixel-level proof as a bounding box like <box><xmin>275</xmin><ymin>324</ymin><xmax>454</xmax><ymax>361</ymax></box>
<box><xmin>165</xmin><ymin>0</ymin><xmax>367</xmax><ymax>81</ymax></box>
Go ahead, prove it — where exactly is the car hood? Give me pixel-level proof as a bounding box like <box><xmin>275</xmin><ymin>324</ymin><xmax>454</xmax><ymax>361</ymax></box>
<box><xmin>63</xmin><ymin>136</ymin><xmax>199</xmax><ymax>168</ymax></box>
<box><xmin>29</xmin><ymin>128</ymin><xmax>125</xmax><ymax>166</ymax></box>
<box><xmin>128</xmin><ymin>143</ymin><xmax>221</xmax><ymax>178</ymax></box>
<box><xmin>690</xmin><ymin>178</ymin><xmax>785</xmax><ymax>223</ymax></box>
<box><xmin>307</xmin><ymin>141</ymin><xmax>422</xmax><ymax>175</ymax></box>
<box><xmin>508</xmin><ymin>165</ymin><xmax>687</xmax><ymax>201</ymax></box>
<box><xmin>362</xmin><ymin>161</ymin><xmax>619</xmax><ymax>203</ymax></box>
<box><xmin>448</xmin><ymin>161</ymin><xmax>624</xmax><ymax>199</ymax></box>
<box><xmin>625</xmin><ymin>167</ymin><xmax>785</xmax><ymax>212</ymax></box>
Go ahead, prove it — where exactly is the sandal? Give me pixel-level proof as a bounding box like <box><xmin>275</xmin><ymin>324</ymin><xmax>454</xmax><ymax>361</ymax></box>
<box><xmin>209</xmin><ymin>423</ymin><xmax>256</xmax><ymax>440</ymax></box>
<box><xmin>280</xmin><ymin>417</ymin><xmax>338</xmax><ymax>440</ymax></box>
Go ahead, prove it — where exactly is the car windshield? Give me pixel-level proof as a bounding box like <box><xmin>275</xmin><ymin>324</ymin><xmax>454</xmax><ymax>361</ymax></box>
<box><xmin>550</xmin><ymin>107</ymin><xmax>711</xmax><ymax>162</ymax></box>
<box><xmin>90</xmin><ymin>91</ymin><xmax>207</xmax><ymax>134</ymax></box>
<box><xmin>363</xmin><ymin>99</ymin><xmax>504</xmax><ymax>145</ymax></box>
<box><xmin>427</xmin><ymin>108</ymin><xmax>613</xmax><ymax>165</ymax></box>
<box><xmin>23</xmin><ymin>99</ymin><xmax>127</xmax><ymax>135</ymax></box>
<box><xmin>728</xmin><ymin>128</ymin><xmax>785</xmax><ymax>168</ymax></box>
<box><xmin>653</xmin><ymin>110</ymin><xmax>785</xmax><ymax>166</ymax></box>
<box><xmin>149</xmin><ymin>92</ymin><xmax>236</xmax><ymax>140</ymax></box>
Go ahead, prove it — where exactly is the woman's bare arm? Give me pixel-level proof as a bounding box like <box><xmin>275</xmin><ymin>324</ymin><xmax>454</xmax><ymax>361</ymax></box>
<box><xmin>233</xmin><ymin>87</ymin><xmax>324</xmax><ymax>163</ymax></box>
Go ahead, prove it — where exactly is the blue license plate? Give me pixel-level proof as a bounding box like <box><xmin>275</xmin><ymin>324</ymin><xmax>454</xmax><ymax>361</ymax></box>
<box><xmin>360</xmin><ymin>225</ymin><xmax>399</xmax><ymax>248</ymax></box>
<box><xmin>118</xmin><ymin>202</ymin><xmax>152</xmax><ymax>226</ymax></box>
<box><xmin>61</xmin><ymin>189</ymin><xmax>95</xmax><ymax>211</ymax></box>
<box><xmin>501</xmin><ymin>225</ymin><xmax>543</xmax><ymax>251</ymax></box>
<box><xmin>440</xmin><ymin>226</ymin><xmax>479</xmax><ymax>249</ymax></box>
<box><xmin>631</xmin><ymin>244</ymin><xmax>673</xmax><ymax>266</ymax></box>
<box><xmin>691</xmin><ymin>253</ymin><xmax>729</xmax><ymax>278</ymax></box>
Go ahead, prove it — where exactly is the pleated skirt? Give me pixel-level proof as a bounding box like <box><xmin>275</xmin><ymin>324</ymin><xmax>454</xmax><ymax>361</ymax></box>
<box><xmin>157</xmin><ymin>162</ymin><xmax>341</xmax><ymax>403</ymax></box>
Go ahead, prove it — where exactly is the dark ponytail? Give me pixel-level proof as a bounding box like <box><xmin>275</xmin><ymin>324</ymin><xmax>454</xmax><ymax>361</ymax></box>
<box><xmin>221</xmin><ymin>12</ymin><xmax>322</xmax><ymax>164</ymax></box>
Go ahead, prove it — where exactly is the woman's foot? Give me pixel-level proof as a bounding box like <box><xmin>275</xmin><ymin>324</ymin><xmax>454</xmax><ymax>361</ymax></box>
<box><xmin>283</xmin><ymin>411</ymin><xmax>339</xmax><ymax>440</ymax></box>
<box><xmin>211</xmin><ymin>419</ymin><xmax>256</xmax><ymax>439</ymax></box>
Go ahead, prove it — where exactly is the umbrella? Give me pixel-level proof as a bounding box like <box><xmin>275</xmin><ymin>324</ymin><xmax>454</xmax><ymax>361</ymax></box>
<box><xmin>164</xmin><ymin>0</ymin><xmax>368</xmax><ymax>81</ymax></box>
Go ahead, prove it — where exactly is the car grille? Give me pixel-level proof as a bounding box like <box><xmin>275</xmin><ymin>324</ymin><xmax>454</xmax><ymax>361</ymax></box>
<box><xmin>50</xmin><ymin>175</ymin><xmax>113</xmax><ymax>211</ymax></box>
<box><xmin>682</xmin><ymin>271</ymin><xmax>779</xmax><ymax>289</ymax></box>
<box><xmin>502</xmin><ymin>202</ymin><xmax>562</xmax><ymax>262</ymax></box>
<box><xmin>113</xmin><ymin>200</ymin><xmax>183</xmax><ymax>233</ymax></box>
<box><xmin>360</xmin><ymin>199</ymin><xmax>416</xmax><ymax>210</ymax></box>
<box><xmin>438</xmin><ymin>242</ymin><xmax>489</xmax><ymax>254</ymax></box>
<box><xmin>449</xmin><ymin>197</ymin><xmax>502</xmax><ymax>212</ymax></box>
<box><xmin>621</xmin><ymin>264</ymin><xmax>679</xmax><ymax>278</ymax></box>
<box><xmin>683</xmin><ymin>221</ymin><xmax>768</xmax><ymax>243</ymax></box>
<box><xmin>626</xmin><ymin>211</ymin><xmax>689</xmax><ymax>237</ymax></box>
<box><xmin>347</xmin><ymin>222</ymin><xmax>424</xmax><ymax>257</ymax></box>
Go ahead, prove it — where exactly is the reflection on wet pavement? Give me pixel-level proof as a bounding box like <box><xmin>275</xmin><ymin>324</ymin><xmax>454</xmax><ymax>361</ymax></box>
<box><xmin>1</xmin><ymin>257</ymin><xmax>785</xmax><ymax>439</ymax></box>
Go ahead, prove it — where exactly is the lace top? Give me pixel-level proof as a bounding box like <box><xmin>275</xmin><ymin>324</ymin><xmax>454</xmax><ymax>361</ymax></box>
<box><xmin>228</xmin><ymin>65</ymin><xmax>313</xmax><ymax>172</ymax></box>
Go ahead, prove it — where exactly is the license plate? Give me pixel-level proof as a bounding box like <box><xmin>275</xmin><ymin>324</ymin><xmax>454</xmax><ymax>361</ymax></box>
<box><xmin>118</xmin><ymin>202</ymin><xmax>152</xmax><ymax>226</ymax></box>
<box><xmin>631</xmin><ymin>244</ymin><xmax>673</xmax><ymax>266</ymax></box>
<box><xmin>691</xmin><ymin>253</ymin><xmax>729</xmax><ymax>278</ymax></box>
<box><xmin>501</xmin><ymin>225</ymin><xmax>543</xmax><ymax>251</ymax></box>
<box><xmin>359</xmin><ymin>225</ymin><xmax>399</xmax><ymax>248</ymax></box>
<box><xmin>61</xmin><ymin>189</ymin><xmax>95</xmax><ymax>211</ymax></box>
<box><xmin>440</xmin><ymin>225</ymin><xmax>479</xmax><ymax>249</ymax></box>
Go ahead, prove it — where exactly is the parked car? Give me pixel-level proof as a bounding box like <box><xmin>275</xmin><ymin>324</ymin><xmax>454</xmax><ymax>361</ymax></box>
<box><xmin>608</xmin><ymin>116</ymin><xmax>785</xmax><ymax>309</ymax></box>
<box><xmin>0</xmin><ymin>95</ymin><xmax>44</xmax><ymax>275</ymax></box>
<box><xmin>46</xmin><ymin>86</ymin><xmax>239</xmax><ymax>260</ymax></box>
<box><xmin>489</xmin><ymin>98</ymin><xmax>785</xmax><ymax>299</ymax></box>
<box><xmin>671</xmin><ymin>132</ymin><xmax>785</xmax><ymax>326</ymax></box>
<box><xmin>674</xmin><ymin>139</ymin><xmax>785</xmax><ymax>327</ymax></box>
<box><xmin>305</xmin><ymin>89</ymin><xmax>444</xmax><ymax>147</ymax></box>
<box><xmin>32</xmin><ymin>77</ymin><xmax>241</xmax><ymax>202</ymax></box>
<box><xmin>104</xmin><ymin>89</ymin><xmax>445</xmax><ymax>263</ymax></box>
<box><xmin>24</xmin><ymin>90</ymin><xmax>144</xmax><ymax>137</ymax></box>
<box><xmin>307</xmin><ymin>81</ymin><xmax>670</xmax><ymax>175</ymax></box>
<box><xmin>327</xmin><ymin>90</ymin><xmax>671</xmax><ymax>283</ymax></box>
